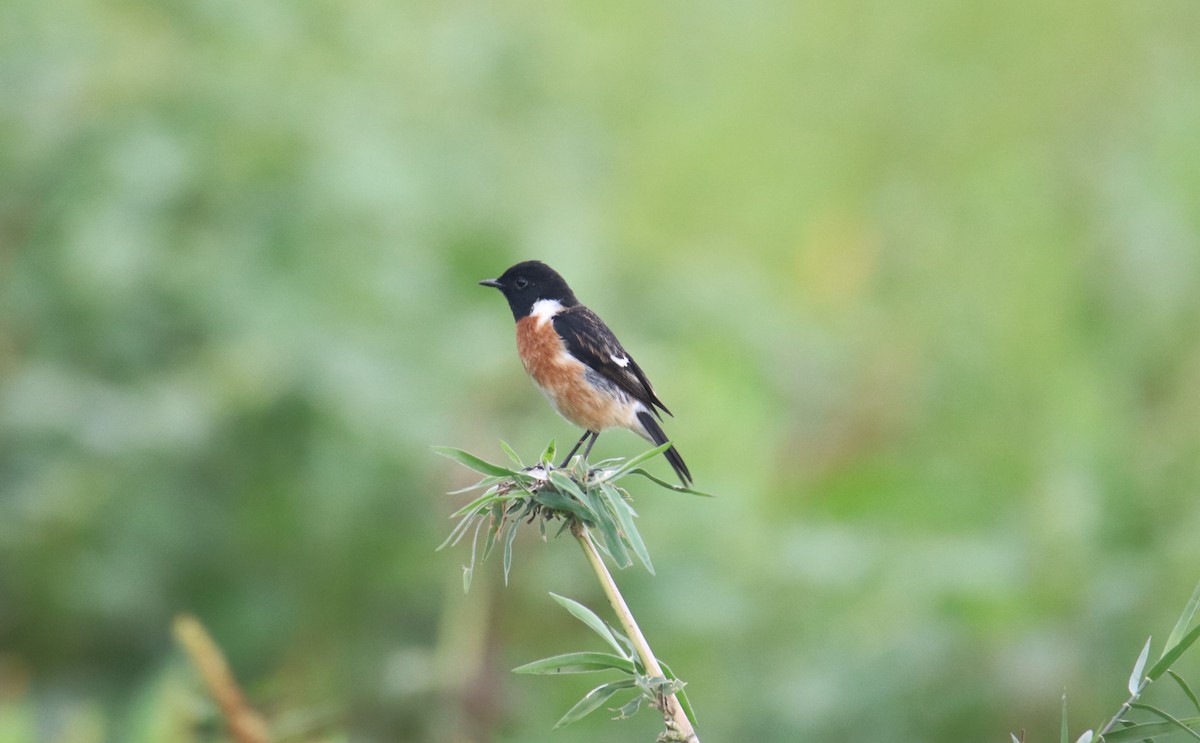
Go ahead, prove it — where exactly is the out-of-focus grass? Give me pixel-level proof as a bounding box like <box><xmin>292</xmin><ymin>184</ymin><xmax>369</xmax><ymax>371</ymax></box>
<box><xmin>2</xmin><ymin>0</ymin><xmax>1199</xmax><ymax>740</ymax></box>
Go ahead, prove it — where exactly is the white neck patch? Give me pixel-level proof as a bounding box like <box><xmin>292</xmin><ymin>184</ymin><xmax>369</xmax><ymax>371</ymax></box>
<box><xmin>530</xmin><ymin>298</ymin><xmax>564</xmax><ymax>326</ymax></box>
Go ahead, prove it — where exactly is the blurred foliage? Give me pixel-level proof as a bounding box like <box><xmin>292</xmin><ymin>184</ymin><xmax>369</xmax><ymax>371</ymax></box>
<box><xmin>3</xmin><ymin>0</ymin><xmax>1200</xmax><ymax>741</ymax></box>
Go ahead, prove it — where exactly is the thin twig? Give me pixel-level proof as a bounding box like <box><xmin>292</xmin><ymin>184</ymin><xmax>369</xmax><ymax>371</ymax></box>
<box><xmin>571</xmin><ymin>522</ymin><xmax>699</xmax><ymax>742</ymax></box>
<box><xmin>1096</xmin><ymin>678</ymin><xmax>1147</xmax><ymax>741</ymax></box>
<box><xmin>173</xmin><ymin>614</ymin><xmax>273</xmax><ymax>743</ymax></box>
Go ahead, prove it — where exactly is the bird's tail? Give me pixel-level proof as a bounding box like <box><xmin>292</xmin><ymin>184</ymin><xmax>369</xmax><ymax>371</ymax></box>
<box><xmin>636</xmin><ymin>410</ymin><xmax>692</xmax><ymax>485</ymax></box>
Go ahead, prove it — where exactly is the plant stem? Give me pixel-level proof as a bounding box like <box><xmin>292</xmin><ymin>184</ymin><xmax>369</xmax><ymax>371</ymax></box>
<box><xmin>173</xmin><ymin>614</ymin><xmax>272</xmax><ymax>743</ymax></box>
<box><xmin>572</xmin><ymin>521</ymin><xmax>699</xmax><ymax>742</ymax></box>
<box><xmin>1096</xmin><ymin>678</ymin><xmax>1147</xmax><ymax>741</ymax></box>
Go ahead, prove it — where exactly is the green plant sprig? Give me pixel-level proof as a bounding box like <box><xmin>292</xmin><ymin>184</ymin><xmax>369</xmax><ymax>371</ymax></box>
<box><xmin>433</xmin><ymin>441</ymin><xmax>710</xmax><ymax>591</ymax></box>
<box><xmin>513</xmin><ymin>592</ymin><xmax>695</xmax><ymax>731</ymax></box>
<box><xmin>1034</xmin><ymin>580</ymin><xmax>1200</xmax><ymax>743</ymax></box>
<box><xmin>435</xmin><ymin>441</ymin><xmax>705</xmax><ymax>741</ymax></box>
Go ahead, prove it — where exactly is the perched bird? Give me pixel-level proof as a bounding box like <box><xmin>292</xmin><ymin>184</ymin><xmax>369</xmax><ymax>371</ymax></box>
<box><xmin>480</xmin><ymin>260</ymin><xmax>692</xmax><ymax>485</ymax></box>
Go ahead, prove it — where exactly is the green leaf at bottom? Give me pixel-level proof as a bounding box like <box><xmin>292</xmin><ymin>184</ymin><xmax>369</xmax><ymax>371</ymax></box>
<box><xmin>513</xmin><ymin>651</ymin><xmax>635</xmax><ymax>675</ymax></box>
<box><xmin>553</xmin><ymin>679</ymin><xmax>637</xmax><ymax>729</ymax></box>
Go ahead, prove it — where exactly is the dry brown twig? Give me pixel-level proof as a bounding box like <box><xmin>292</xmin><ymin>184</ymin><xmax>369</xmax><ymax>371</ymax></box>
<box><xmin>173</xmin><ymin>614</ymin><xmax>273</xmax><ymax>743</ymax></box>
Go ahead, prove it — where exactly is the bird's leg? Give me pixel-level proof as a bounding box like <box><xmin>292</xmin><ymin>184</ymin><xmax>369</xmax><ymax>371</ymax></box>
<box><xmin>559</xmin><ymin>430</ymin><xmax>594</xmax><ymax>468</ymax></box>
<box><xmin>581</xmin><ymin>430</ymin><xmax>600</xmax><ymax>460</ymax></box>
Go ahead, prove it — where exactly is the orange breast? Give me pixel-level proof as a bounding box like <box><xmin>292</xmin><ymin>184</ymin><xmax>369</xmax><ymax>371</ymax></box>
<box><xmin>515</xmin><ymin>316</ymin><xmax>639</xmax><ymax>433</ymax></box>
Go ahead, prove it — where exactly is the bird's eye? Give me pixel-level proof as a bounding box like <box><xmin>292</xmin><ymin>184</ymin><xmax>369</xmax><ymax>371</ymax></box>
<box><xmin>513</xmin><ymin>277</ymin><xmax>529</xmax><ymax>290</ymax></box>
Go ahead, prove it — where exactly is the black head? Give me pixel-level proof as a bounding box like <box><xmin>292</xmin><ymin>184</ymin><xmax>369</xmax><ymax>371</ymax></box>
<box><xmin>479</xmin><ymin>260</ymin><xmax>579</xmax><ymax>321</ymax></box>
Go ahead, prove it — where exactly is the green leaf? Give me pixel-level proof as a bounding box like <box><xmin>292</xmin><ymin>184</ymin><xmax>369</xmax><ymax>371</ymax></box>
<box><xmin>569</xmin><ymin>485</ymin><xmax>623</xmax><ymax>566</ymax></box>
<box><xmin>548</xmin><ymin>470</ymin><xmax>588</xmax><ymax>504</ymax></box>
<box><xmin>1130</xmin><ymin>637</ymin><xmax>1152</xmax><ymax>694</ymax></box>
<box><xmin>1128</xmin><ymin>703</ymin><xmax>1200</xmax><ymax>741</ymax></box>
<box><xmin>1148</xmin><ymin>624</ymin><xmax>1200</xmax><ymax>681</ymax></box>
<box><xmin>502</xmin><ymin>518</ymin><xmax>519</xmax><ymax>585</ymax></box>
<box><xmin>513</xmin><ymin>652</ymin><xmax>636</xmax><ymax>675</ymax></box>
<box><xmin>553</xmin><ymin>679</ymin><xmax>637</xmax><ymax>729</ymax></box>
<box><xmin>598</xmin><ymin>484</ymin><xmax>654</xmax><ymax>574</ymax></box>
<box><xmin>450</xmin><ymin>487</ymin><xmax>506</xmax><ymax>519</ymax></box>
<box><xmin>638</xmin><ymin>673</ymin><xmax>685</xmax><ymax>698</ymax></box>
<box><xmin>593</xmin><ymin>443</ymin><xmax>672</xmax><ymax>483</ymax></box>
<box><xmin>593</xmin><ymin>505</ymin><xmax>633</xmax><ymax>569</ymax></box>
<box><xmin>446</xmin><ymin>476</ymin><xmax>497</xmax><ymax>495</ymax></box>
<box><xmin>549</xmin><ymin>593</ymin><xmax>627</xmax><ymax>657</ymax></box>
<box><xmin>540</xmin><ymin>439</ymin><xmax>557</xmax><ymax>464</ymax></box>
<box><xmin>1100</xmin><ymin>716</ymin><xmax>1200</xmax><ymax>742</ymax></box>
<box><xmin>432</xmin><ymin>446</ymin><xmax>524</xmax><ymax>478</ymax></box>
<box><xmin>461</xmin><ymin>517</ymin><xmax>486</xmax><ymax>593</ymax></box>
<box><xmin>1061</xmin><ymin>692</ymin><xmax>1069</xmax><ymax>743</ymax></box>
<box><xmin>481</xmin><ymin>502</ymin><xmax>502</xmax><ymax>562</ymax></box>
<box><xmin>437</xmin><ymin>513</ymin><xmax>472</xmax><ymax>552</ymax></box>
<box><xmin>608</xmin><ymin>624</ymin><xmax>638</xmax><ymax>665</ymax></box>
<box><xmin>613</xmin><ymin>694</ymin><xmax>643</xmax><ymax>719</ymax></box>
<box><xmin>660</xmin><ymin>660</ymin><xmax>697</xmax><ymax>727</ymax></box>
<box><xmin>534</xmin><ymin>488</ymin><xmax>593</xmax><ymax>522</ymax></box>
<box><xmin>553</xmin><ymin>518</ymin><xmax>573</xmax><ymax>538</ymax></box>
<box><xmin>1169</xmin><ymin>670</ymin><xmax>1200</xmax><ymax>715</ymax></box>
<box><xmin>1165</xmin><ymin>581</ymin><xmax>1200</xmax><ymax>659</ymax></box>
<box><xmin>574</xmin><ymin>475</ymin><xmax>611</xmax><ymax>523</ymax></box>
<box><xmin>499</xmin><ymin>440</ymin><xmax>523</xmax><ymax>466</ymax></box>
<box><xmin>438</xmin><ymin>506</ymin><xmax>484</xmax><ymax>551</ymax></box>
<box><xmin>625</xmin><ymin>468</ymin><xmax>716</xmax><ymax>496</ymax></box>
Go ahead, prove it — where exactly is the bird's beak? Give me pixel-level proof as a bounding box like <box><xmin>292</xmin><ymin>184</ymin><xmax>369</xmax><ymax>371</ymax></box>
<box><xmin>479</xmin><ymin>278</ymin><xmax>503</xmax><ymax>289</ymax></box>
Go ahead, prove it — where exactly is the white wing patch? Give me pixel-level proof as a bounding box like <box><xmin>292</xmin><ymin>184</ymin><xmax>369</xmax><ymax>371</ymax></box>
<box><xmin>530</xmin><ymin>298</ymin><xmax>564</xmax><ymax>326</ymax></box>
<box><xmin>610</xmin><ymin>354</ymin><xmax>630</xmax><ymax>368</ymax></box>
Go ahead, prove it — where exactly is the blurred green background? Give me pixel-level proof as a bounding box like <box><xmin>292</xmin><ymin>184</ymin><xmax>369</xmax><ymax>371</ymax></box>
<box><xmin>3</xmin><ymin>0</ymin><xmax>1200</xmax><ymax>741</ymax></box>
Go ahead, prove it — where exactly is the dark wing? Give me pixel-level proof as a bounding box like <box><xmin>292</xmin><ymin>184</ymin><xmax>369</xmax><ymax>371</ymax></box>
<box><xmin>553</xmin><ymin>306</ymin><xmax>673</xmax><ymax>419</ymax></box>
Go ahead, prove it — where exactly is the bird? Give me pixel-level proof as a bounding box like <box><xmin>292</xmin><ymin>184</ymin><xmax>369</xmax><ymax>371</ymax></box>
<box><xmin>479</xmin><ymin>260</ymin><xmax>692</xmax><ymax>485</ymax></box>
